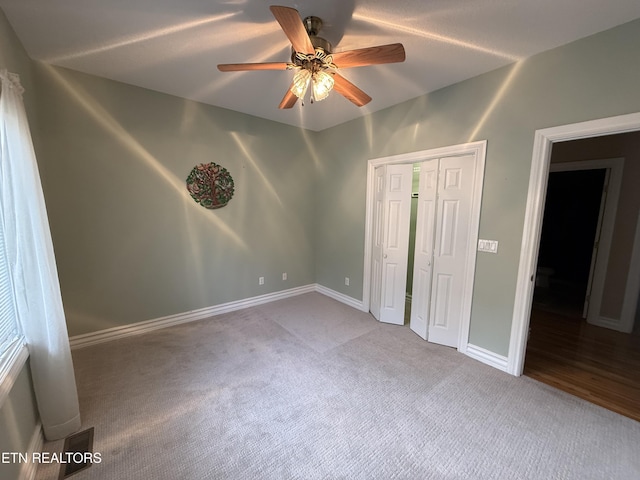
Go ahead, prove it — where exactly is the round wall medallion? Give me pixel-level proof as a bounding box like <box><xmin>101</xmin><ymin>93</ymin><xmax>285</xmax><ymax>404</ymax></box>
<box><xmin>186</xmin><ymin>162</ymin><xmax>234</xmax><ymax>209</ymax></box>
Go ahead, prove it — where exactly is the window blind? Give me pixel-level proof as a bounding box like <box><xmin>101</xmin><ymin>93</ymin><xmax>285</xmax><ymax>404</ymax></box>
<box><xmin>0</xmin><ymin>213</ymin><xmax>20</xmax><ymax>361</ymax></box>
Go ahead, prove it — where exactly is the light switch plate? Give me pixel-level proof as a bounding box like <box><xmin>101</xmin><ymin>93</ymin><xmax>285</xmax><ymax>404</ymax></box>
<box><xmin>478</xmin><ymin>239</ymin><xmax>499</xmax><ymax>253</ymax></box>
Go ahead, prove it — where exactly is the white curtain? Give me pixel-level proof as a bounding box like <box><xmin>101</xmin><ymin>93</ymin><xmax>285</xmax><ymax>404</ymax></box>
<box><xmin>0</xmin><ymin>70</ymin><xmax>80</xmax><ymax>440</ymax></box>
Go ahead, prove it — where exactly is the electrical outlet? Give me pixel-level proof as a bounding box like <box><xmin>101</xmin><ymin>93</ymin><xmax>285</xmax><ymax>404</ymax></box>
<box><xmin>259</xmin><ymin>276</ymin><xmax>264</xmax><ymax>285</ymax></box>
<box><xmin>282</xmin><ymin>272</ymin><xmax>287</xmax><ymax>281</ymax></box>
<box><xmin>345</xmin><ymin>277</ymin><xmax>350</xmax><ymax>286</ymax></box>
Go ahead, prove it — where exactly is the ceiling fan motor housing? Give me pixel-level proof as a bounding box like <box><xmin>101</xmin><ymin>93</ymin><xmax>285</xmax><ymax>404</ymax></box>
<box><xmin>290</xmin><ymin>36</ymin><xmax>332</xmax><ymax>62</ymax></box>
<box><xmin>290</xmin><ymin>16</ymin><xmax>332</xmax><ymax>66</ymax></box>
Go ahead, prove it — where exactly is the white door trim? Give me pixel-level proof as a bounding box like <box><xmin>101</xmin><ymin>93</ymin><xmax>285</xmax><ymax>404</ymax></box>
<box><xmin>620</xmin><ymin>209</ymin><xmax>640</xmax><ymax>333</ymax></box>
<box><xmin>508</xmin><ymin>112</ymin><xmax>640</xmax><ymax>376</ymax></box>
<box><xmin>363</xmin><ymin>141</ymin><xmax>486</xmax><ymax>352</ymax></box>
<box><xmin>548</xmin><ymin>158</ymin><xmax>624</xmax><ymax>327</ymax></box>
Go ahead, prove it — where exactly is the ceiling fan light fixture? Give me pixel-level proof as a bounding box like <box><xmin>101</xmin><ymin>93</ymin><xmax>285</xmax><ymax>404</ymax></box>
<box><xmin>312</xmin><ymin>70</ymin><xmax>334</xmax><ymax>102</ymax></box>
<box><xmin>217</xmin><ymin>6</ymin><xmax>404</xmax><ymax>109</ymax></box>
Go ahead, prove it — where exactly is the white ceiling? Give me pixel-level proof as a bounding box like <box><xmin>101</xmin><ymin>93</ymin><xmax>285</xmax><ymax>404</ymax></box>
<box><xmin>2</xmin><ymin>0</ymin><xmax>640</xmax><ymax>131</ymax></box>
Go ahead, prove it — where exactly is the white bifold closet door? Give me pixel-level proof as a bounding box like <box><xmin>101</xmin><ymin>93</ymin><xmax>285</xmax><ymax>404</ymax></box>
<box><xmin>410</xmin><ymin>155</ymin><xmax>475</xmax><ymax>348</ymax></box>
<box><xmin>370</xmin><ymin>164</ymin><xmax>413</xmax><ymax>325</ymax></box>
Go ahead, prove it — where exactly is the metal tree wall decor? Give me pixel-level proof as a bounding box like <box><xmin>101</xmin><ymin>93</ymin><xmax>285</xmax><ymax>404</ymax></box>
<box><xmin>186</xmin><ymin>162</ymin><xmax>235</xmax><ymax>209</ymax></box>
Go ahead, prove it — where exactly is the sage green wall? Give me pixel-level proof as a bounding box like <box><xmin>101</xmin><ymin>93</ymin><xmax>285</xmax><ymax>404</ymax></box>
<box><xmin>314</xmin><ymin>19</ymin><xmax>640</xmax><ymax>356</ymax></box>
<box><xmin>32</xmin><ymin>65</ymin><xmax>318</xmax><ymax>336</ymax></box>
<box><xmin>0</xmin><ymin>8</ymin><xmax>35</xmax><ymax>119</ymax></box>
<box><xmin>0</xmin><ymin>8</ymin><xmax>41</xmax><ymax>474</ymax></box>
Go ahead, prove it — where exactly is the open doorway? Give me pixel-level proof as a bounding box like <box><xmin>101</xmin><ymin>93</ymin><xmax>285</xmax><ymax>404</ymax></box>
<box><xmin>532</xmin><ymin>168</ymin><xmax>606</xmax><ymax>317</ymax></box>
<box><xmin>522</xmin><ymin>134</ymin><xmax>640</xmax><ymax>421</ymax></box>
<box><xmin>511</xmin><ymin>114</ymin><xmax>640</xmax><ymax>375</ymax></box>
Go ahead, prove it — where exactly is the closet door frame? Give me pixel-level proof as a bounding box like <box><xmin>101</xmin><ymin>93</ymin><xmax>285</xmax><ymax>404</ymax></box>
<box><xmin>362</xmin><ymin>141</ymin><xmax>486</xmax><ymax>353</ymax></box>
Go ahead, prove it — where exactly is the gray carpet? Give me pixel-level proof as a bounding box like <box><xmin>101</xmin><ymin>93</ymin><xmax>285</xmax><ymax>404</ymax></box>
<box><xmin>36</xmin><ymin>293</ymin><xmax>640</xmax><ymax>479</ymax></box>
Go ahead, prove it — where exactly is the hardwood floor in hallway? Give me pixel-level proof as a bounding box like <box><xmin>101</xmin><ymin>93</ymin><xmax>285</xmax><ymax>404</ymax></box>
<box><xmin>524</xmin><ymin>307</ymin><xmax>640</xmax><ymax>422</ymax></box>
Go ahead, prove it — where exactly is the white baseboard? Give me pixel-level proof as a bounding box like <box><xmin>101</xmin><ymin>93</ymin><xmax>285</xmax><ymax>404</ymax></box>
<box><xmin>67</xmin><ymin>284</ymin><xmax>519</xmax><ymax>379</ymax></box>
<box><xmin>587</xmin><ymin>316</ymin><xmax>625</xmax><ymax>332</ymax></box>
<box><xmin>315</xmin><ymin>284</ymin><xmax>366</xmax><ymax>311</ymax></box>
<box><xmin>20</xmin><ymin>423</ymin><xmax>43</xmax><ymax>480</ymax></box>
<box><xmin>70</xmin><ymin>284</ymin><xmax>317</xmax><ymax>349</ymax></box>
<box><xmin>70</xmin><ymin>284</ymin><xmax>367</xmax><ymax>350</ymax></box>
<box><xmin>465</xmin><ymin>344</ymin><xmax>508</xmax><ymax>373</ymax></box>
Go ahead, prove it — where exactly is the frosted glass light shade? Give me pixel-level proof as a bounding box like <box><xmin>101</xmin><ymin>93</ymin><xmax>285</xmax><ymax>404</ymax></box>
<box><xmin>291</xmin><ymin>69</ymin><xmax>311</xmax><ymax>99</ymax></box>
<box><xmin>312</xmin><ymin>71</ymin><xmax>334</xmax><ymax>101</ymax></box>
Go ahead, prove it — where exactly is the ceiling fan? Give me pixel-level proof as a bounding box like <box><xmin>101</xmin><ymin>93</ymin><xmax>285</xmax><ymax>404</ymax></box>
<box><xmin>217</xmin><ymin>5</ymin><xmax>406</xmax><ymax>109</ymax></box>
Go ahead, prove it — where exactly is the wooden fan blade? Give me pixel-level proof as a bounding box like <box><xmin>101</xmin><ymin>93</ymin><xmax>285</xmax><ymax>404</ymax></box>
<box><xmin>332</xmin><ymin>43</ymin><xmax>406</xmax><ymax>68</ymax></box>
<box><xmin>279</xmin><ymin>83</ymin><xmax>298</xmax><ymax>109</ymax></box>
<box><xmin>270</xmin><ymin>5</ymin><xmax>314</xmax><ymax>55</ymax></box>
<box><xmin>332</xmin><ymin>73</ymin><xmax>372</xmax><ymax>107</ymax></box>
<box><xmin>217</xmin><ymin>62</ymin><xmax>289</xmax><ymax>72</ymax></box>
